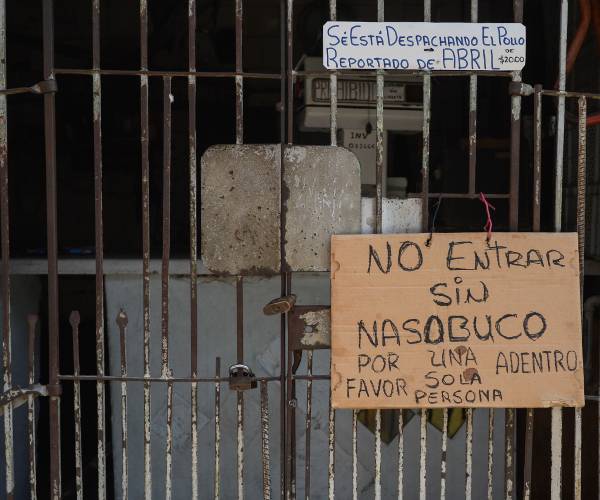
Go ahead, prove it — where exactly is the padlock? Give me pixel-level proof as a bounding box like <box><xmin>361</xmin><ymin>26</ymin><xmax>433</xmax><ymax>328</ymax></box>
<box><xmin>228</xmin><ymin>363</ymin><xmax>257</xmax><ymax>391</ymax></box>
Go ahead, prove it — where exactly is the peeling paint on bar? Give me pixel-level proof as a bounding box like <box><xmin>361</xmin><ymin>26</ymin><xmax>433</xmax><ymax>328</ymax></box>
<box><xmin>214</xmin><ymin>358</ymin><xmax>221</xmax><ymax>500</ymax></box>
<box><xmin>27</xmin><ymin>314</ymin><xmax>38</xmax><ymax>500</ymax></box>
<box><xmin>419</xmin><ymin>409</ymin><xmax>427</xmax><ymax>500</ymax></box>
<box><xmin>397</xmin><ymin>409</ymin><xmax>404</xmax><ymax>500</ymax></box>
<box><xmin>260</xmin><ymin>381</ymin><xmax>272</xmax><ymax>500</ymax></box>
<box><xmin>352</xmin><ymin>409</ymin><xmax>357</xmax><ymax>500</ymax></box>
<box><xmin>305</xmin><ymin>351</ymin><xmax>313</xmax><ymax>500</ymax></box>
<box><xmin>70</xmin><ymin>312</ymin><xmax>83</xmax><ymax>500</ymax></box>
<box><xmin>117</xmin><ymin>310</ymin><xmax>129</xmax><ymax>500</ymax></box>
<box><xmin>440</xmin><ymin>409</ymin><xmax>448</xmax><ymax>500</ymax></box>
<box><xmin>465</xmin><ymin>408</ymin><xmax>473</xmax><ymax>500</ymax></box>
<box><xmin>374</xmin><ymin>409</ymin><xmax>382</xmax><ymax>500</ymax></box>
<box><xmin>487</xmin><ymin>409</ymin><xmax>494</xmax><ymax>500</ymax></box>
<box><xmin>237</xmin><ymin>394</ymin><xmax>245</xmax><ymax>500</ymax></box>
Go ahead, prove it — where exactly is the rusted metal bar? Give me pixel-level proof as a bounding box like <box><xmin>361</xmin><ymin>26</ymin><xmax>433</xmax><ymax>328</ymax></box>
<box><xmin>0</xmin><ymin>386</ymin><xmax>47</xmax><ymax>412</ymax></box>
<box><xmin>58</xmin><ymin>374</ymin><xmax>280</xmax><ymax>383</ymax></box>
<box><xmin>92</xmin><ymin>2</ymin><xmax>107</xmax><ymax>497</ymax></box>
<box><xmin>162</xmin><ymin>75</ymin><xmax>173</xmax><ymax>500</ymax></box>
<box><xmin>214</xmin><ymin>358</ymin><xmax>221</xmax><ymax>500</ymax></box>
<box><xmin>465</xmin><ymin>408</ymin><xmax>473</xmax><ymax>500</ymax></box>
<box><xmin>533</xmin><ymin>84</ymin><xmax>542</xmax><ymax>232</ymax></box>
<box><xmin>188</xmin><ymin>2</ymin><xmax>199</xmax><ymax>498</ymax></box>
<box><xmin>419</xmin><ymin>409</ymin><xmax>427</xmax><ymax>500</ymax></box>
<box><xmin>42</xmin><ymin>0</ymin><xmax>61</xmax><ymax>495</ymax></box>
<box><xmin>166</xmin><ymin>372</ymin><xmax>174</xmax><ymax>500</ymax></box>
<box><xmin>487</xmin><ymin>409</ymin><xmax>494</xmax><ymax>500</ymax></box>
<box><xmin>0</xmin><ymin>0</ymin><xmax>13</xmax><ymax>495</ymax></box>
<box><xmin>260</xmin><ymin>380</ymin><xmax>272</xmax><ymax>500</ymax></box>
<box><xmin>117</xmin><ymin>310</ymin><xmax>129</xmax><ymax>500</ymax></box>
<box><xmin>286</xmin><ymin>0</ymin><xmax>294</xmax><ymax>143</ymax></box>
<box><xmin>411</xmin><ymin>192</ymin><xmax>511</xmax><ymax>199</ymax></box>
<box><xmin>139</xmin><ymin>1</ymin><xmax>152</xmax><ymax>497</ymax></box>
<box><xmin>236</xmin><ymin>278</ymin><xmax>245</xmax><ymax>500</ymax></box>
<box><xmin>541</xmin><ymin>88</ymin><xmax>600</xmax><ymax>100</ymax></box>
<box><xmin>305</xmin><ymin>351</ymin><xmax>313</xmax><ymax>500</ymax></box>
<box><xmin>0</xmin><ymin>79</ymin><xmax>57</xmax><ymax>96</ymax></box>
<box><xmin>374</xmin><ymin>9</ymin><xmax>385</xmax><ymax>489</ymax></box>
<box><xmin>552</xmin><ymin>2</ymin><xmax>569</xmax><ymax>499</ymax></box>
<box><xmin>374</xmin><ymin>408</ymin><xmax>382</xmax><ymax>500</ymax></box>
<box><xmin>523</xmin><ymin>408</ymin><xmax>534</xmax><ymax>500</ymax></box>
<box><xmin>509</xmin><ymin>0</ymin><xmax>523</xmax><ymax>230</ymax></box>
<box><xmin>284</xmin><ymin>281</ymin><xmax>295</xmax><ymax>499</ymax></box>
<box><xmin>27</xmin><ymin>314</ymin><xmax>38</xmax><ymax>500</ymax></box>
<box><xmin>69</xmin><ymin>311</ymin><xmax>83</xmax><ymax>500</ymax></box>
<box><xmin>352</xmin><ymin>409</ymin><xmax>357</xmax><ymax>500</ymax></box>
<box><xmin>397</xmin><ymin>410</ymin><xmax>404</xmax><ymax>500</ymax></box>
<box><xmin>327</xmin><ymin>1</ymin><xmax>337</xmax><ymax>498</ymax></box>
<box><xmin>468</xmin><ymin>0</ymin><xmax>478</xmax><ymax>194</ymax></box>
<box><xmin>421</xmin><ymin>0</ymin><xmax>431</xmax><ymax>233</ymax></box>
<box><xmin>440</xmin><ymin>409</ymin><xmax>448</xmax><ymax>500</ymax></box>
<box><xmin>574</xmin><ymin>96</ymin><xmax>586</xmax><ymax>500</ymax></box>
<box><xmin>54</xmin><ymin>68</ymin><xmax>281</xmax><ymax>79</ymax></box>
<box><xmin>504</xmin><ymin>408</ymin><xmax>515</xmax><ymax>500</ymax></box>
<box><xmin>327</xmin><ymin>392</ymin><xmax>335</xmax><ymax>500</ymax></box>
<box><xmin>504</xmin><ymin>2</ymin><xmax>524</xmax><ymax>496</ymax></box>
<box><xmin>293</xmin><ymin>69</ymin><xmax>514</xmax><ymax>78</ymax></box>
<box><xmin>235</xmin><ymin>0</ymin><xmax>243</xmax><ymax>144</ymax></box>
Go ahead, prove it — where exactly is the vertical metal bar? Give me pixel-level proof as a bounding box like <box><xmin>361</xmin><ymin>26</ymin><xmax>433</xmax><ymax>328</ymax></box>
<box><xmin>328</xmin><ymin>1</ymin><xmax>337</xmax><ymax>498</ymax></box>
<box><xmin>523</xmin><ymin>408</ymin><xmax>534</xmax><ymax>500</ymax></box>
<box><xmin>139</xmin><ymin>1</ymin><xmax>152</xmax><ymax>498</ymax></box>
<box><xmin>280</xmin><ymin>0</ymin><xmax>289</xmax><ymax>496</ymax></box>
<box><xmin>487</xmin><ymin>409</ymin><xmax>494</xmax><ymax>500</ymax></box>
<box><xmin>465</xmin><ymin>409</ymin><xmax>473</xmax><ymax>500</ymax></box>
<box><xmin>419</xmin><ymin>409</ymin><xmax>427</xmax><ymax>500</ymax></box>
<box><xmin>69</xmin><ymin>311</ymin><xmax>83</xmax><ymax>500</ymax></box>
<box><xmin>161</xmin><ymin>75</ymin><xmax>173</xmax><ymax>500</ymax></box>
<box><xmin>286</xmin><ymin>0</ymin><xmax>293</xmax><ymax>144</ymax></box>
<box><xmin>509</xmin><ymin>0</ymin><xmax>523</xmax><ymax>230</ymax></box>
<box><xmin>397</xmin><ymin>411</ymin><xmax>404</xmax><ymax>500</ymax></box>
<box><xmin>0</xmin><ymin>0</ymin><xmax>13</xmax><ymax>495</ymax></box>
<box><xmin>375</xmin><ymin>0</ymin><xmax>385</xmax><ymax>235</ymax></box>
<box><xmin>468</xmin><ymin>0</ymin><xmax>478</xmax><ymax>195</ymax></box>
<box><xmin>421</xmin><ymin>0</ymin><xmax>431</xmax><ymax>231</ymax></box>
<box><xmin>374</xmin><ymin>409</ymin><xmax>382</xmax><ymax>500</ymax></box>
<box><xmin>440</xmin><ymin>409</ymin><xmax>448</xmax><ymax>500</ymax></box>
<box><xmin>236</xmin><ymin>277</ymin><xmax>244</xmax><ymax>500</ymax></box>
<box><xmin>327</xmin><ymin>392</ymin><xmax>335</xmax><ymax>500</ymax></box>
<box><xmin>533</xmin><ymin>85</ymin><xmax>543</xmax><ymax>232</ymax></box>
<box><xmin>117</xmin><ymin>311</ymin><xmax>129</xmax><ymax>500</ymax></box>
<box><xmin>92</xmin><ymin>1</ymin><xmax>107</xmax><ymax>498</ymax></box>
<box><xmin>260</xmin><ymin>381</ymin><xmax>272</xmax><ymax>500</ymax></box>
<box><xmin>42</xmin><ymin>0</ymin><xmax>61</xmax><ymax>497</ymax></box>
<box><xmin>165</xmin><ymin>375</ymin><xmax>174</xmax><ymax>500</ymax></box>
<box><xmin>351</xmin><ymin>410</ymin><xmax>357</xmax><ymax>500</ymax></box>
<box><xmin>304</xmin><ymin>351</ymin><xmax>313</xmax><ymax>500</ymax></box>
<box><xmin>504</xmin><ymin>408</ymin><xmax>515</xmax><ymax>500</ymax></box>
<box><xmin>574</xmin><ymin>95</ymin><xmax>586</xmax><ymax>500</ymax></box>
<box><xmin>552</xmin><ymin>3</ymin><xmax>568</xmax><ymax>499</ymax></box>
<box><xmin>329</xmin><ymin>0</ymin><xmax>337</xmax><ymax>146</ymax></box>
<box><xmin>27</xmin><ymin>314</ymin><xmax>38</xmax><ymax>500</ymax></box>
<box><xmin>284</xmin><ymin>274</ymin><xmax>296</xmax><ymax>500</ymax></box>
<box><xmin>235</xmin><ymin>0</ymin><xmax>243</xmax><ymax>144</ymax></box>
<box><xmin>214</xmin><ymin>358</ymin><xmax>221</xmax><ymax>500</ymax></box>
<box><xmin>525</xmin><ymin>85</ymin><xmax>543</xmax><ymax>500</ymax></box>
<box><xmin>505</xmin><ymin>2</ymin><xmax>524</xmax><ymax>496</ymax></box>
<box><xmin>187</xmin><ymin>2</ymin><xmax>199</xmax><ymax>499</ymax></box>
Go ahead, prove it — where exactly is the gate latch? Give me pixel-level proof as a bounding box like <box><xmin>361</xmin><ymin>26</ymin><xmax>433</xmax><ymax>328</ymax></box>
<box><xmin>229</xmin><ymin>363</ymin><xmax>257</xmax><ymax>391</ymax></box>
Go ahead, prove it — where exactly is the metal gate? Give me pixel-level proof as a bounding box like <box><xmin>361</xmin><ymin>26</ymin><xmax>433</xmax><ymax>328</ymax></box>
<box><xmin>0</xmin><ymin>0</ymin><xmax>598</xmax><ymax>499</ymax></box>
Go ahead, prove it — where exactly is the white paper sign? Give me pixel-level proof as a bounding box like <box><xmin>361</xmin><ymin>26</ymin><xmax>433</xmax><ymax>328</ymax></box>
<box><xmin>323</xmin><ymin>22</ymin><xmax>526</xmax><ymax>71</ymax></box>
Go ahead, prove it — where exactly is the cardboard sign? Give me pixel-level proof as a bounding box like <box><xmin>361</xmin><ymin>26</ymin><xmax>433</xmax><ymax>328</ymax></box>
<box><xmin>323</xmin><ymin>22</ymin><xmax>526</xmax><ymax>71</ymax></box>
<box><xmin>331</xmin><ymin>233</ymin><xmax>584</xmax><ymax>409</ymax></box>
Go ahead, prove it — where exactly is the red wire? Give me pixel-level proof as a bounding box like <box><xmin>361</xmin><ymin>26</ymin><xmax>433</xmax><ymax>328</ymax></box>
<box><xmin>479</xmin><ymin>193</ymin><xmax>496</xmax><ymax>241</ymax></box>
